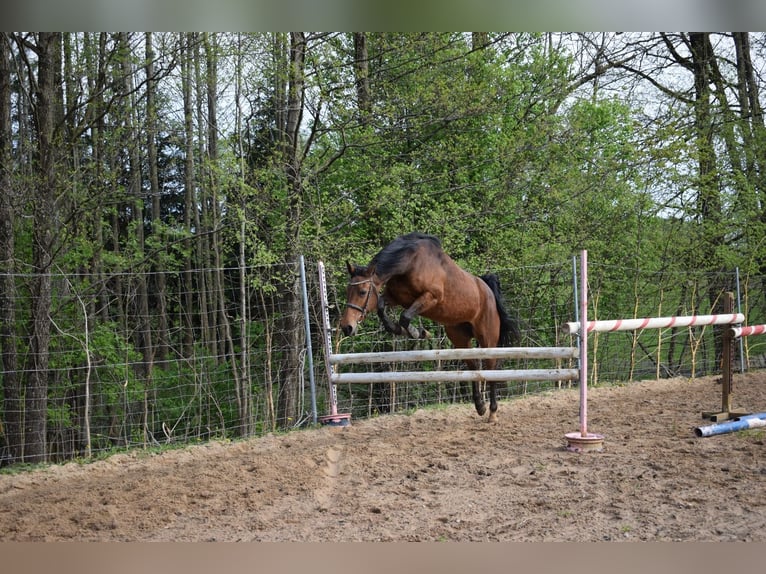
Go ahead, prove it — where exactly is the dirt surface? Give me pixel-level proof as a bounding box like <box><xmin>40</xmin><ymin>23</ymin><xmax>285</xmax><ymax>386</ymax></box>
<box><xmin>1</xmin><ymin>372</ymin><xmax>765</xmax><ymax>542</ymax></box>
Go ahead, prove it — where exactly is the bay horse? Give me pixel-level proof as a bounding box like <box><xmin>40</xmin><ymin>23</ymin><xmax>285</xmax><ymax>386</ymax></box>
<box><xmin>339</xmin><ymin>232</ymin><xmax>519</xmax><ymax>422</ymax></box>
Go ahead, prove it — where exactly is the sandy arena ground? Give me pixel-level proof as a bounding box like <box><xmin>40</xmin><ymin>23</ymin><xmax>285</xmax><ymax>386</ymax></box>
<box><xmin>1</xmin><ymin>372</ymin><xmax>765</xmax><ymax>542</ymax></box>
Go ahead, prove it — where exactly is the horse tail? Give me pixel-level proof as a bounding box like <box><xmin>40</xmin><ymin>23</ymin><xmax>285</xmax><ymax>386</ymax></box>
<box><xmin>480</xmin><ymin>273</ymin><xmax>521</xmax><ymax>347</ymax></box>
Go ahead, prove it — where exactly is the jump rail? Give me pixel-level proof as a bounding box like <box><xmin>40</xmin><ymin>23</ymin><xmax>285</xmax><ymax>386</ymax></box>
<box><xmin>731</xmin><ymin>324</ymin><xmax>766</xmax><ymax>338</ymax></box>
<box><xmin>330</xmin><ymin>346</ymin><xmax>578</xmax><ymax>365</ymax></box>
<box><xmin>328</xmin><ymin>346</ymin><xmax>579</xmax><ymax>384</ymax></box>
<box><xmin>332</xmin><ymin>368</ymin><xmax>580</xmax><ymax>385</ymax></box>
<box><xmin>565</xmin><ymin>313</ymin><xmax>744</xmax><ymax>335</ymax></box>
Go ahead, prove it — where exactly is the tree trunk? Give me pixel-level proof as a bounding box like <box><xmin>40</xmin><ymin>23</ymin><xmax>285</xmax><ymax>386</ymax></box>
<box><xmin>204</xmin><ymin>33</ymin><xmax>247</xmax><ymax>436</ymax></box>
<box><xmin>732</xmin><ymin>33</ymin><xmax>766</xmax><ymax>278</ymax></box>
<box><xmin>193</xmin><ymin>36</ymin><xmax>214</xmax><ymax>361</ymax></box>
<box><xmin>181</xmin><ymin>33</ymin><xmax>196</xmax><ymax>358</ymax></box>
<box><xmin>89</xmin><ymin>33</ymin><xmax>109</xmax><ymax>324</ymax></box>
<box><xmin>353</xmin><ymin>33</ymin><xmax>371</xmax><ymax>121</ymax></box>
<box><xmin>234</xmin><ymin>33</ymin><xmax>253</xmax><ymax>436</ymax></box>
<box><xmin>689</xmin><ymin>33</ymin><xmax>727</xmax><ymax>361</ymax></box>
<box><xmin>146</xmin><ymin>32</ymin><xmax>168</xmax><ymax>364</ymax></box>
<box><xmin>119</xmin><ymin>32</ymin><xmax>154</xmax><ymax>446</ymax></box>
<box><xmin>25</xmin><ymin>32</ymin><xmax>62</xmax><ymax>463</ymax></box>
<box><xmin>276</xmin><ymin>32</ymin><xmax>307</xmax><ymax>429</ymax></box>
<box><xmin>690</xmin><ymin>33</ymin><xmax>722</xmax><ymax>256</ymax></box>
<box><xmin>0</xmin><ymin>33</ymin><xmax>21</xmax><ymax>464</ymax></box>
<box><xmin>472</xmin><ymin>32</ymin><xmax>489</xmax><ymax>49</ymax></box>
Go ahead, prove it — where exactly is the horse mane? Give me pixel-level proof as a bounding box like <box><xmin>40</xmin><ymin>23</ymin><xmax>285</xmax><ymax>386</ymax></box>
<box><xmin>480</xmin><ymin>273</ymin><xmax>521</xmax><ymax>347</ymax></box>
<box><xmin>370</xmin><ymin>232</ymin><xmax>442</xmax><ymax>279</ymax></box>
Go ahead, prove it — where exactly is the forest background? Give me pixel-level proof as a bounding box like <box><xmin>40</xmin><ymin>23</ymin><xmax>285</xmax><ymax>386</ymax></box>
<box><xmin>1</xmin><ymin>32</ymin><xmax>766</xmax><ymax>466</ymax></box>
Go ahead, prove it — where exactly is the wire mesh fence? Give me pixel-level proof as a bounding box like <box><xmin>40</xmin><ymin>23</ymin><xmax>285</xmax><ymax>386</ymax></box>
<box><xmin>2</xmin><ymin>255</ymin><xmax>766</xmax><ymax>466</ymax></box>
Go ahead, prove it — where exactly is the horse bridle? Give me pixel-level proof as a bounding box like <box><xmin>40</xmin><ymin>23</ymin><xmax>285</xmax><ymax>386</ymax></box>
<box><xmin>345</xmin><ymin>277</ymin><xmax>379</xmax><ymax>319</ymax></box>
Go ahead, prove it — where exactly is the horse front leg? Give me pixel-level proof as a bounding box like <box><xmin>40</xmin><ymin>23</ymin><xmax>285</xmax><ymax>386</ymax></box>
<box><xmin>397</xmin><ymin>312</ymin><xmax>431</xmax><ymax>339</ymax></box>
<box><xmin>377</xmin><ymin>296</ymin><xmax>405</xmax><ymax>335</ymax></box>
<box><xmin>377</xmin><ymin>298</ymin><xmax>427</xmax><ymax>338</ymax></box>
<box><xmin>398</xmin><ymin>294</ymin><xmax>436</xmax><ymax>339</ymax></box>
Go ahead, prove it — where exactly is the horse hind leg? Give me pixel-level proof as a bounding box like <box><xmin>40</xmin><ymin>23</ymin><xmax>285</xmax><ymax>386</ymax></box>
<box><xmin>446</xmin><ymin>325</ymin><xmax>485</xmax><ymax>416</ymax></box>
<box><xmin>487</xmin><ymin>381</ymin><xmax>498</xmax><ymax>423</ymax></box>
<box><xmin>479</xmin><ymin>331</ymin><xmax>500</xmax><ymax>423</ymax></box>
<box><xmin>480</xmin><ymin>357</ymin><xmax>499</xmax><ymax>423</ymax></box>
<box><xmin>472</xmin><ymin>379</ymin><xmax>487</xmax><ymax>417</ymax></box>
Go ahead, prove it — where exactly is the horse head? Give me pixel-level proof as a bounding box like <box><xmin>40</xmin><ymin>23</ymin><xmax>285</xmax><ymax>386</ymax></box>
<box><xmin>339</xmin><ymin>261</ymin><xmax>380</xmax><ymax>336</ymax></box>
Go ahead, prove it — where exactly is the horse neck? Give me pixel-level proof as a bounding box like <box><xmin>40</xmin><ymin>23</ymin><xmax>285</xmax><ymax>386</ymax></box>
<box><xmin>372</xmin><ymin>275</ymin><xmax>388</xmax><ymax>296</ymax></box>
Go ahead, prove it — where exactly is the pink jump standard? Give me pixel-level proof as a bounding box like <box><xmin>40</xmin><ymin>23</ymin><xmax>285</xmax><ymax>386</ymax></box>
<box><xmin>564</xmin><ymin>250</ymin><xmax>605</xmax><ymax>453</ymax></box>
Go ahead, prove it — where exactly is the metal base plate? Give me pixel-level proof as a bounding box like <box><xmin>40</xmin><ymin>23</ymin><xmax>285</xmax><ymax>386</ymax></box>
<box><xmin>318</xmin><ymin>413</ymin><xmax>352</xmax><ymax>427</ymax></box>
<box><xmin>564</xmin><ymin>432</ymin><xmax>605</xmax><ymax>453</ymax></box>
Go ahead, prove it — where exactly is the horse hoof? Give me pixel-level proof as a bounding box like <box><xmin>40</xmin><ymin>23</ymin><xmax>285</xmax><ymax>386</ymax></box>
<box><xmin>487</xmin><ymin>412</ymin><xmax>498</xmax><ymax>424</ymax></box>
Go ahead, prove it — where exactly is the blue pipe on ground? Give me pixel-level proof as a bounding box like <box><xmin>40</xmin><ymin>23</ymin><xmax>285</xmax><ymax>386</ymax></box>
<box><xmin>694</xmin><ymin>412</ymin><xmax>766</xmax><ymax>437</ymax></box>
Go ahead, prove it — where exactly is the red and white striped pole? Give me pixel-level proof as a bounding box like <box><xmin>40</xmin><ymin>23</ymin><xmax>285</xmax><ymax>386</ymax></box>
<box><xmin>565</xmin><ymin>313</ymin><xmax>745</xmax><ymax>335</ymax></box>
<box><xmin>731</xmin><ymin>324</ymin><xmax>766</xmax><ymax>338</ymax></box>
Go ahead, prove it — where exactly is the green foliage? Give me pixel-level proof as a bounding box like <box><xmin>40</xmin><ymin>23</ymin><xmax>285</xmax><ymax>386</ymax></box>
<box><xmin>311</xmin><ymin>34</ymin><xmax>655</xmax><ymax>281</ymax></box>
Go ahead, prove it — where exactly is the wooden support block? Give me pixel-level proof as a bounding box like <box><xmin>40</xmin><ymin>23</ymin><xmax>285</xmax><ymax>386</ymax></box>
<box><xmin>702</xmin><ymin>410</ymin><xmax>751</xmax><ymax>422</ymax></box>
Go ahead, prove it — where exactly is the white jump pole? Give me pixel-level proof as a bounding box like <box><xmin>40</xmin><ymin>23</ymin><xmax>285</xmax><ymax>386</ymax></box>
<box><xmin>331</xmin><ymin>368</ymin><xmax>579</xmax><ymax>384</ymax></box>
<box><xmin>330</xmin><ymin>346</ymin><xmax>578</xmax><ymax>365</ymax></box>
<box><xmin>565</xmin><ymin>250</ymin><xmax>604</xmax><ymax>453</ymax></box>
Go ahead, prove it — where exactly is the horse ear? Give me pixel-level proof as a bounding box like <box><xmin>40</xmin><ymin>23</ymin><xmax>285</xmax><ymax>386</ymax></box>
<box><xmin>346</xmin><ymin>260</ymin><xmax>355</xmax><ymax>276</ymax></box>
